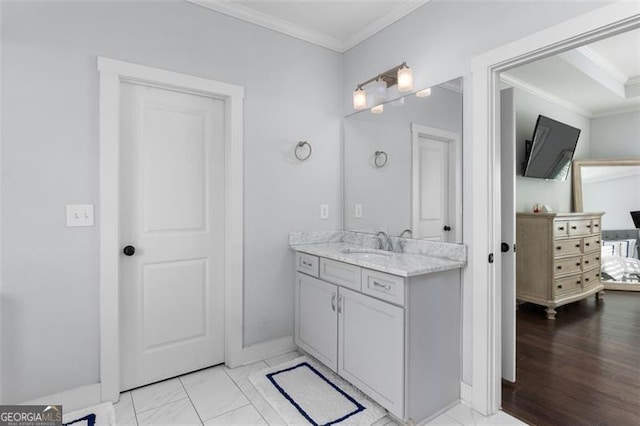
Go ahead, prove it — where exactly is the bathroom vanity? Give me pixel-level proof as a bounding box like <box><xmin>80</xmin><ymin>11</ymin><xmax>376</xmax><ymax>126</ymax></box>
<box><xmin>290</xmin><ymin>232</ymin><xmax>466</xmax><ymax>424</ymax></box>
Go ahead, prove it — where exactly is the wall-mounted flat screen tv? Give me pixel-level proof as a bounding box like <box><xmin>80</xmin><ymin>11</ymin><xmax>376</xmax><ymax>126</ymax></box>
<box><xmin>522</xmin><ymin>115</ymin><xmax>581</xmax><ymax>181</ymax></box>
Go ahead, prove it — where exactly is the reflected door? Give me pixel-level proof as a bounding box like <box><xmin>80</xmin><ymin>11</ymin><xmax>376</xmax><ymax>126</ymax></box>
<box><xmin>411</xmin><ymin>125</ymin><xmax>459</xmax><ymax>242</ymax></box>
<box><xmin>120</xmin><ymin>82</ymin><xmax>226</xmax><ymax>390</ymax></box>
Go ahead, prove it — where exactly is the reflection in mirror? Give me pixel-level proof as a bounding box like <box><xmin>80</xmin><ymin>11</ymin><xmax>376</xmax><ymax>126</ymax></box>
<box><xmin>343</xmin><ymin>77</ymin><xmax>463</xmax><ymax>242</ymax></box>
<box><xmin>573</xmin><ymin>159</ymin><xmax>640</xmax><ymax>229</ymax></box>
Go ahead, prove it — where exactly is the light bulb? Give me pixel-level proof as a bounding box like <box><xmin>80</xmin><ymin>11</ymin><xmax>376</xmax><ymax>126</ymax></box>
<box><xmin>416</xmin><ymin>88</ymin><xmax>432</xmax><ymax>97</ymax></box>
<box><xmin>353</xmin><ymin>86</ymin><xmax>367</xmax><ymax>110</ymax></box>
<box><xmin>371</xmin><ymin>104</ymin><xmax>384</xmax><ymax>114</ymax></box>
<box><xmin>371</xmin><ymin>77</ymin><xmax>388</xmax><ymax>105</ymax></box>
<box><xmin>397</xmin><ymin>63</ymin><xmax>413</xmax><ymax>92</ymax></box>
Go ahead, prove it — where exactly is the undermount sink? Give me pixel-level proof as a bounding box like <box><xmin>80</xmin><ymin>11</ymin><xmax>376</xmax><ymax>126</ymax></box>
<box><xmin>340</xmin><ymin>248</ymin><xmax>392</xmax><ymax>257</ymax></box>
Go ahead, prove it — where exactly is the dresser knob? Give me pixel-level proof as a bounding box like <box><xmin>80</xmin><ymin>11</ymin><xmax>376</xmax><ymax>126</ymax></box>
<box><xmin>556</xmin><ymin>246</ymin><xmax>562</xmax><ymax>250</ymax></box>
<box><xmin>557</xmin><ymin>266</ymin><xmax>562</xmax><ymax>270</ymax></box>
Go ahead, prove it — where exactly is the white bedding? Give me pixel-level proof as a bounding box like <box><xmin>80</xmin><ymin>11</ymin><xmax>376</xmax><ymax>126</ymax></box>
<box><xmin>601</xmin><ymin>256</ymin><xmax>640</xmax><ymax>282</ymax></box>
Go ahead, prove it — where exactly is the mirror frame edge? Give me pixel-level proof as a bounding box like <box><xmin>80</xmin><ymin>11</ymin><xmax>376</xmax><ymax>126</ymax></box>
<box><xmin>572</xmin><ymin>159</ymin><xmax>640</xmax><ymax>212</ymax></box>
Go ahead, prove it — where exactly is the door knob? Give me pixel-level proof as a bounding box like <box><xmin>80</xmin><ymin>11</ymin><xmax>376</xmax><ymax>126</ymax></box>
<box><xmin>443</xmin><ymin>225</ymin><xmax>452</xmax><ymax>231</ymax></box>
<box><xmin>123</xmin><ymin>245</ymin><xmax>136</xmax><ymax>256</ymax></box>
<box><xmin>501</xmin><ymin>242</ymin><xmax>510</xmax><ymax>253</ymax></box>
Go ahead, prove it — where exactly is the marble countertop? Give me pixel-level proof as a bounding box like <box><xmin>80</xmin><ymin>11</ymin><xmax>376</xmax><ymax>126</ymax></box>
<box><xmin>291</xmin><ymin>242</ymin><xmax>465</xmax><ymax>277</ymax></box>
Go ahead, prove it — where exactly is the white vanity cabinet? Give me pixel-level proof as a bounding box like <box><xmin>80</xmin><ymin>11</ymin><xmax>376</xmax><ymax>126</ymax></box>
<box><xmin>294</xmin><ymin>251</ymin><xmax>461</xmax><ymax>423</ymax></box>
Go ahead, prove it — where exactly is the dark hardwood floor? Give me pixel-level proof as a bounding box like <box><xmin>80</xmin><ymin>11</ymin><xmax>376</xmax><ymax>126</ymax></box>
<box><xmin>502</xmin><ymin>291</ymin><xmax>640</xmax><ymax>426</ymax></box>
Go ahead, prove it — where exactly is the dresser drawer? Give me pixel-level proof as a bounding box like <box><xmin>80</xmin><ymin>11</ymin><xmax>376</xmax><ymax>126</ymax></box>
<box><xmin>590</xmin><ymin>218</ymin><xmax>601</xmax><ymax>234</ymax></box>
<box><xmin>319</xmin><ymin>258</ymin><xmax>361</xmax><ymax>291</ymax></box>
<box><xmin>554</xmin><ymin>220</ymin><xmax>569</xmax><ymax>238</ymax></box>
<box><xmin>583</xmin><ymin>235</ymin><xmax>601</xmax><ymax>252</ymax></box>
<box><xmin>296</xmin><ymin>253</ymin><xmax>319</xmax><ymax>277</ymax></box>
<box><xmin>553</xmin><ymin>275</ymin><xmax>583</xmax><ymax>297</ymax></box>
<box><xmin>554</xmin><ymin>238</ymin><xmax>582</xmax><ymax>257</ymax></box>
<box><xmin>554</xmin><ymin>256</ymin><xmax>582</xmax><ymax>277</ymax></box>
<box><xmin>361</xmin><ymin>269</ymin><xmax>405</xmax><ymax>306</ymax></box>
<box><xmin>582</xmin><ymin>251</ymin><xmax>601</xmax><ymax>272</ymax></box>
<box><xmin>568</xmin><ymin>219</ymin><xmax>592</xmax><ymax>237</ymax></box>
<box><xmin>582</xmin><ymin>268</ymin><xmax>601</xmax><ymax>290</ymax></box>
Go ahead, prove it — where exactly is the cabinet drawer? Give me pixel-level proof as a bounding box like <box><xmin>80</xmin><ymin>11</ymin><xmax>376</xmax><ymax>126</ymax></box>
<box><xmin>582</xmin><ymin>251</ymin><xmax>601</xmax><ymax>271</ymax></box>
<box><xmin>568</xmin><ymin>219</ymin><xmax>592</xmax><ymax>237</ymax></box>
<box><xmin>583</xmin><ymin>268</ymin><xmax>601</xmax><ymax>290</ymax></box>
<box><xmin>554</xmin><ymin>220</ymin><xmax>569</xmax><ymax>238</ymax></box>
<box><xmin>553</xmin><ymin>275</ymin><xmax>583</xmax><ymax>297</ymax></box>
<box><xmin>583</xmin><ymin>235</ymin><xmax>601</xmax><ymax>252</ymax></box>
<box><xmin>361</xmin><ymin>269</ymin><xmax>405</xmax><ymax>306</ymax></box>
<box><xmin>296</xmin><ymin>252</ymin><xmax>319</xmax><ymax>277</ymax></box>
<box><xmin>590</xmin><ymin>218</ymin><xmax>601</xmax><ymax>234</ymax></box>
<box><xmin>320</xmin><ymin>258</ymin><xmax>361</xmax><ymax>291</ymax></box>
<box><xmin>554</xmin><ymin>256</ymin><xmax>582</xmax><ymax>277</ymax></box>
<box><xmin>554</xmin><ymin>238</ymin><xmax>582</xmax><ymax>257</ymax></box>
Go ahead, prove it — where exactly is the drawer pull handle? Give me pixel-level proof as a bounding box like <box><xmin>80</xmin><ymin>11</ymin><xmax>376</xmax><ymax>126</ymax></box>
<box><xmin>558</xmin><ymin>226</ymin><xmax>565</xmax><ymax>231</ymax></box>
<box><xmin>557</xmin><ymin>285</ymin><xmax>563</xmax><ymax>289</ymax></box>
<box><xmin>596</xmin><ymin>240</ymin><xmax>600</xmax><ymax>244</ymax></box>
<box><xmin>337</xmin><ymin>294</ymin><xmax>343</xmax><ymax>313</ymax></box>
<box><xmin>372</xmin><ymin>280</ymin><xmax>392</xmax><ymax>291</ymax></box>
<box><xmin>576</xmin><ymin>262</ymin><xmax>581</xmax><ymax>266</ymax></box>
<box><xmin>557</xmin><ymin>266</ymin><xmax>562</xmax><ymax>270</ymax></box>
<box><xmin>575</xmin><ymin>244</ymin><xmax>580</xmax><ymax>248</ymax></box>
<box><xmin>585</xmin><ymin>260</ymin><xmax>589</xmax><ymax>264</ymax></box>
<box><xmin>302</xmin><ymin>260</ymin><xmax>312</xmax><ymax>267</ymax></box>
<box><xmin>587</xmin><ymin>225</ymin><xmax>592</xmax><ymax>228</ymax></box>
<box><xmin>594</xmin><ymin>224</ymin><xmax>599</xmax><ymax>228</ymax></box>
<box><xmin>585</xmin><ymin>278</ymin><xmax>590</xmax><ymax>282</ymax></box>
<box><xmin>596</xmin><ymin>273</ymin><xmax>600</xmax><ymax>277</ymax></box>
<box><xmin>585</xmin><ymin>243</ymin><xmax>590</xmax><ymax>247</ymax></box>
<box><xmin>576</xmin><ymin>280</ymin><xmax>581</xmax><ymax>284</ymax></box>
<box><xmin>331</xmin><ymin>293</ymin><xmax>336</xmax><ymax>312</ymax></box>
<box><xmin>596</xmin><ymin>257</ymin><xmax>600</xmax><ymax>260</ymax></box>
<box><xmin>571</xmin><ymin>226</ymin><xmax>577</xmax><ymax>230</ymax></box>
<box><xmin>556</xmin><ymin>246</ymin><xmax>562</xmax><ymax>250</ymax></box>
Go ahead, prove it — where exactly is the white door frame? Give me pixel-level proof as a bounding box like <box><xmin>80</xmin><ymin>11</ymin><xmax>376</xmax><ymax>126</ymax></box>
<box><xmin>410</xmin><ymin>124</ymin><xmax>462</xmax><ymax>243</ymax></box>
<box><xmin>98</xmin><ymin>57</ymin><xmax>244</xmax><ymax>402</ymax></box>
<box><xmin>469</xmin><ymin>1</ymin><xmax>640</xmax><ymax>415</ymax></box>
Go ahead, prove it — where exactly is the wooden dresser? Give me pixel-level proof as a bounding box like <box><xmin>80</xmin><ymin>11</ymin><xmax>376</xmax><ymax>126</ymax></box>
<box><xmin>516</xmin><ymin>212</ymin><xmax>605</xmax><ymax>319</ymax></box>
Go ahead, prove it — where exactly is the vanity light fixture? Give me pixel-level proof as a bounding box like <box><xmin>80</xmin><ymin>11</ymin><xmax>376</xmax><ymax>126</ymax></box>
<box><xmin>371</xmin><ymin>104</ymin><xmax>384</xmax><ymax>114</ymax></box>
<box><xmin>397</xmin><ymin>62</ymin><xmax>413</xmax><ymax>92</ymax></box>
<box><xmin>353</xmin><ymin>86</ymin><xmax>367</xmax><ymax>110</ymax></box>
<box><xmin>351</xmin><ymin>61</ymin><xmax>414</xmax><ymax>110</ymax></box>
<box><xmin>416</xmin><ymin>88</ymin><xmax>432</xmax><ymax>98</ymax></box>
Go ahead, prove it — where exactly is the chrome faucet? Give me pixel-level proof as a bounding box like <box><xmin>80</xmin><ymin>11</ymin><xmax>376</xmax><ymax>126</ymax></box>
<box><xmin>375</xmin><ymin>230</ymin><xmax>393</xmax><ymax>251</ymax></box>
<box><xmin>399</xmin><ymin>229</ymin><xmax>413</xmax><ymax>238</ymax></box>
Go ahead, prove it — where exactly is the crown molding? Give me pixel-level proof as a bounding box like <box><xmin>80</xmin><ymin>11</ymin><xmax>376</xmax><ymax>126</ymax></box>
<box><xmin>188</xmin><ymin>0</ymin><xmax>344</xmax><ymax>52</ymax></box>
<box><xmin>342</xmin><ymin>1</ymin><xmax>430</xmax><ymax>52</ymax></box>
<box><xmin>576</xmin><ymin>46</ymin><xmax>629</xmax><ymax>84</ymax></box>
<box><xmin>188</xmin><ymin>0</ymin><xmax>429</xmax><ymax>53</ymax></box>
<box><xmin>500</xmin><ymin>73</ymin><xmax>593</xmax><ymax>118</ymax></box>
<box><xmin>590</xmin><ymin>104</ymin><xmax>640</xmax><ymax>119</ymax></box>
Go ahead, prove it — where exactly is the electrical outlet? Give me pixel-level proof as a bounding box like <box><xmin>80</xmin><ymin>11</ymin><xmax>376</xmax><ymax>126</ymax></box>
<box><xmin>355</xmin><ymin>204</ymin><xmax>363</xmax><ymax>218</ymax></box>
<box><xmin>66</xmin><ymin>204</ymin><xmax>94</xmax><ymax>227</ymax></box>
<box><xmin>320</xmin><ymin>204</ymin><xmax>329</xmax><ymax>219</ymax></box>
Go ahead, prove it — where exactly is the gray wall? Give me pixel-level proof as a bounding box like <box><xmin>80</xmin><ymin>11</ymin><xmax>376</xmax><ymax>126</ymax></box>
<box><xmin>590</xmin><ymin>111</ymin><xmax>640</xmax><ymax>158</ymax></box>
<box><xmin>1</xmin><ymin>1</ymin><xmax>342</xmax><ymax>402</ymax></box>
<box><xmin>342</xmin><ymin>0</ymin><xmax>608</xmax><ymax>385</ymax></box>
<box><xmin>514</xmin><ymin>89</ymin><xmax>591</xmax><ymax>213</ymax></box>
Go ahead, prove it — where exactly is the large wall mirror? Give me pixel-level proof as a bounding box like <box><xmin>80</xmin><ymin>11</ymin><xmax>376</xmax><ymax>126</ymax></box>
<box><xmin>343</xmin><ymin>77</ymin><xmax>463</xmax><ymax>243</ymax></box>
<box><xmin>573</xmin><ymin>159</ymin><xmax>640</xmax><ymax>229</ymax></box>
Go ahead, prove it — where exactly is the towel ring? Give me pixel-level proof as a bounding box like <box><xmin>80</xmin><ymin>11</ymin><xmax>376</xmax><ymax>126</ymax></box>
<box><xmin>295</xmin><ymin>141</ymin><xmax>312</xmax><ymax>161</ymax></box>
<box><xmin>374</xmin><ymin>150</ymin><xmax>388</xmax><ymax>168</ymax></box>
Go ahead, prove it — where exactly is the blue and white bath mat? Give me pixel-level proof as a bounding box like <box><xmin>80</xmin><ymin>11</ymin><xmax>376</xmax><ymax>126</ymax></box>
<box><xmin>63</xmin><ymin>402</ymin><xmax>115</xmax><ymax>426</ymax></box>
<box><xmin>250</xmin><ymin>356</ymin><xmax>386</xmax><ymax>425</ymax></box>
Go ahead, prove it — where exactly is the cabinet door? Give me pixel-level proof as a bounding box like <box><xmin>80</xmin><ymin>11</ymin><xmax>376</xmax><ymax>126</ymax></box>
<box><xmin>338</xmin><ymin>287</ymin><xmax>404</xmax><ymax>419</ymax></box>
<box><xmin>294</xmin><ymin>273</ymin><xmax>338</xmax><ymax>371</ymax></box>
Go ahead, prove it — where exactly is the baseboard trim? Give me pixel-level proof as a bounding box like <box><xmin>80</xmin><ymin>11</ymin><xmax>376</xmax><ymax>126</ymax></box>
<box><xmin>23</xmin><ymin>383</ymin><xmax>102</xmax><ymax>413</ymax></box>
<box><xmin>228</xmin><ymin>336</ymin><xmax>296</xmax><ymax>368</ymax></box>
<box><xmin>460</xmin><ymin>381</ymin><xmax>473</xmax><ymax>405</ymax></box>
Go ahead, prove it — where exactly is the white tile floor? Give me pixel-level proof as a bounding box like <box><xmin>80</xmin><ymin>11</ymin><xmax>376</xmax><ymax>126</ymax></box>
<box><xmin>114</xmin><ymin>351</ymin><xmax>527</xmax><ymax>425</ymax></box>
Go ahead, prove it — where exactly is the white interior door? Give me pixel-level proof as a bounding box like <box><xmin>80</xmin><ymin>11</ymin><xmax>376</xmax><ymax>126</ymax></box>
<box><xmin>411</xmin><ymin>125</ymin><xmax>461</xmax><ymax>242</ymax></box>
<box><xmin>500</xmin><ymin>88</ymin><xmax>516</xmax><ymax>383</ymax></box>
<box><xmin>120</xmin><ymin>82</ymin><xmax>226</xmax><ymax>391</ymax></box>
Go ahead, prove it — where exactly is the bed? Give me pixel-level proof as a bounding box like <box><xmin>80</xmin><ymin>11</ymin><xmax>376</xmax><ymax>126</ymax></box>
<box><xmin>601</xmin><ymin>229</ymin><xmax>640</xmax><ymax>291</ymax></box>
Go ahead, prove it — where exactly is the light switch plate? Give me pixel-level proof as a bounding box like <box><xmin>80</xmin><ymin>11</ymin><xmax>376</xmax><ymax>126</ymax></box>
<box><xmin>355</xmin><ymin>204</ymin><xmax>363</xmax><ymax>218</ymax></box>
<box><xmin>67</xmin><ymin>204</ymin><xmax>94</xmax><ymax>227</ymax></box>
<box><xmin>320</xmin><ymin>204</ymin><xmax>329</xmax><ymax>220</ymax></box>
